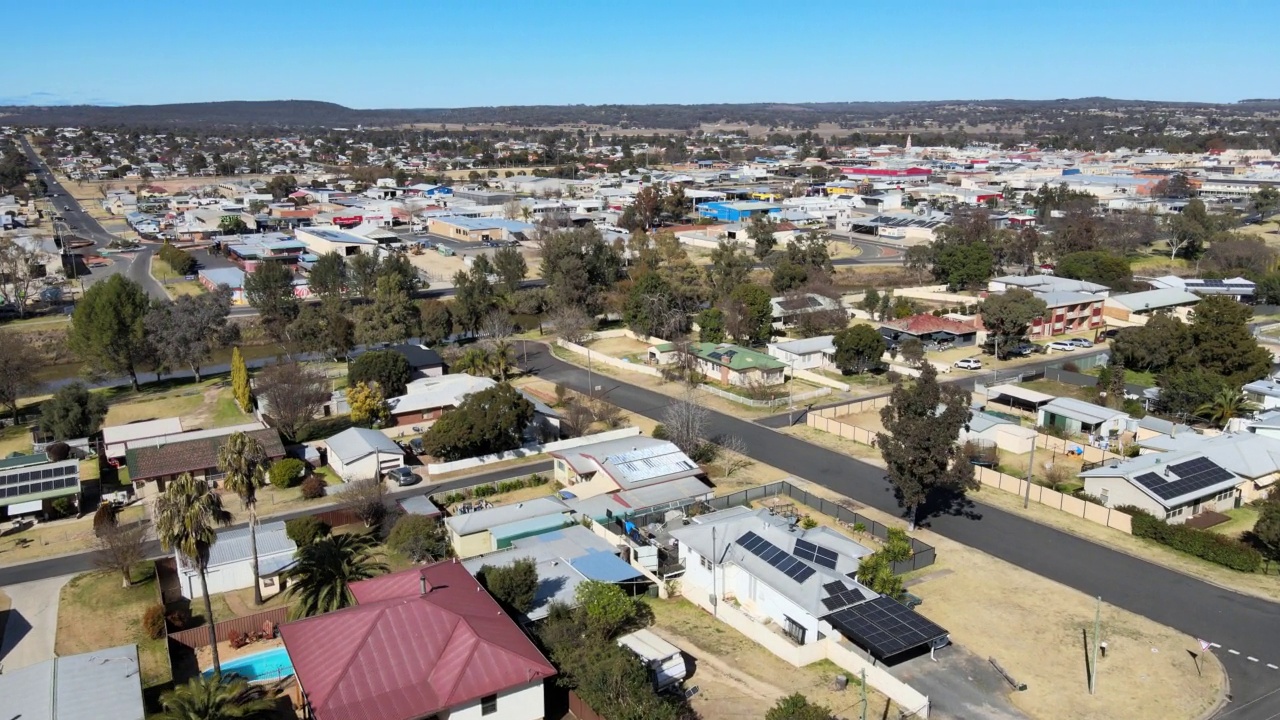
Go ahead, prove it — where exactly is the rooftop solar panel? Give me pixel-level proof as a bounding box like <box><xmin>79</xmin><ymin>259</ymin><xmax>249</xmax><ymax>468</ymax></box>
<box><xmin>826</xmin><ymin>596</ymin><xmax>949</xmax><ymax>660</ymax></box>
<box><xmin>736</xmin><ymin>531</ymin><xmax>817</xmax><ymax>584</ymax></box>
<box><xmin>1131</xmin><ymin>458</ymin><xmax>1235</xmax><ymax>502</ymax></box>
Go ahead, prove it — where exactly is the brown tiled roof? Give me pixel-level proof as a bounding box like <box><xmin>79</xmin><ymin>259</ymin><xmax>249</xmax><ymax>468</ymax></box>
<box><xmin>125</xmin><ymin>429</ymin><xmax>284</xmax><ymax>481</ymax></box>
<box><xmin>880</xmin><ymin>314</ymin><xmax>977</xmax><ymax>336</ymax></box>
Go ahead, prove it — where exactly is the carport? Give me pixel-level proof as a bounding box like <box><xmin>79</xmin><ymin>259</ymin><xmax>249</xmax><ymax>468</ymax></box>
<box><xmin>825</xmin><ymin>595</ymin><xmax>950</xmax><ymax>662</ymax></box>
<box><xmin>978</xmin><ymin>383</ymin><xmax>1054</xmax><ymax>416</ymax></box>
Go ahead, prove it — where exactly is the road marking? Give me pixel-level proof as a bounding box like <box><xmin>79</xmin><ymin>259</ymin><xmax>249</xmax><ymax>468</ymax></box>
<box><xmin>1267</xmin><ymin>663</ymin><xmax>1278</xmax><ymax>669</ymax></box>
<box><xmin>1210</xmin><ymin>642</ymin><xmax>1222</xmax><ymax>648</ymax></box>
<box><xmin>1228</xmin><ymin>649</ymin><xmax>1241</xmax><ymax>655</ymax></box>
<box><xmin>1248</xmin><ymin>656</ymin><xmax>1259</xmax><ymax>662</ymax></box>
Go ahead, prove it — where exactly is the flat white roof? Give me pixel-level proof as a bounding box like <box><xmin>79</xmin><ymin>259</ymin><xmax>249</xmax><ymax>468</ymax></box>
<box><xmin>102</xmin><ymin>417</ymin><xmax>184</xmax><ymax>446</ymax></box>
<box><xmin>982</xmin><ymin>383</ymin><xmax>1055</xmax><ymax>405</ymax></box>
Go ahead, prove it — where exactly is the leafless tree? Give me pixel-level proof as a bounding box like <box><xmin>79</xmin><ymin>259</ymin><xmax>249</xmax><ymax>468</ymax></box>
<box><xmin>342</xmin><ymin>477</ymin><xmax>389</xmax><ymax>529</ymax></box>
<box><xmin>502</xmin><ymin>199</ymin><xmax>523</xmax><ymax>220</ymax></box>
<box><xmin>548</xmin><ymin>304</ymin><xmax>593</xmax><ymax>345</ymax></box>
<box><xmin>255</xmin><ymin>361</ymin><xmax>330</xmax><ymax>441</ymax></box>
<box><xmin>662</xmin><ymin>386</ymin><xmax>709</xmax><ymax>457</ymax></box>
<box><xmin>591</xmin><ymin>397</ymin><xmax>628</xmax><ymax>429</ymax></box>
<box><xmin>714</xmin><ymin>435</ymin><xmax>753</xmax><ymax>477</ymax></box>
<box><xmin>94</xmin><ymin>520</ymin><xmax>148</xmax><ymax>588</ymax></box>
<box><xmin>0</xmin><ymin>237</ymin><xmax>51</xmax><ymax>318</ymax></box>
<box><xmin>561</xmin><ymin>397</ymin><xmax>594</xmax><ymax>436</ymax></box>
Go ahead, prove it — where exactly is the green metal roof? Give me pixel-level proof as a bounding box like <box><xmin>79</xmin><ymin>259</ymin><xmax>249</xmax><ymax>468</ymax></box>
<box><xmin>0</xmin><ymin>452</ymin><xmax>50</xmax><ymax>471</ymax></box>
<box><xmin>688</xmin><ymin>342</ymin><xmax>786</xmax><ymax>371</ymax></box>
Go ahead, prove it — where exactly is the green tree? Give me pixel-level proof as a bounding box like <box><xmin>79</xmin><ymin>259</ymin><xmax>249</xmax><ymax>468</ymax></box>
<box><xmin>419</xmin><ymin>299</ymin><xmax>454</xmax><ymax>346</ymax></box>
<box><xmin>1195</xmin><ymin>388</ymin><xmax>1260</xmax><ymax>428</ymax></box>
<box><xmin>859</xmin><ymin>287</ymin><xmax>881</xmax><ymax>315</ymax></box>
<box><xmin>1110</xmin><ymin>314</ymin><xmax>1193</xmax><ymax>373</ymax></box>
<box><xmin>766</xmin><ymin>693</ymin><xmax>835</xmax><ymax>720</ymax></box>
<box><xmin>877</xmin><ymin>364</ymin><xmax>975</xmax><ymax>529</ymax></box>
<box><xmin>575</xmin><ymin>580</ymin><xmax>640</xmax><ymax>638</ymax></box>
<box><xmin>348</xmin><ymin>350</ymin><xmax>412</xmax><ymax>397</ymax></box>
<box><xmin>284</xmin><ymin>531</ymin><xmax>388</xmax><ymax>619</ymax></box>
<box><xmin>538</xmin><ymin>226</ymin><xmax>621</xmax><ymax>315</ymax></box>
<box><xmin>1253</xmin><ymin>185</ymin><xmax>1280</xmax><ymax>215</ymax></box>
<box><xmin>354</xmin><ymin>275</ymin><xmax>422</xmax><ymax>345</ymax></box>
<box><xmin>479</xmin><ymin>557</ymin><xmax>539</xmax><ymax>614</ymax></box>
<box><xmin>154</xmin><ymin>473</ymin><xmax>233</xmax><ymax>675</ymax></box>
<box><xmin>387</xmin><ymin>514</ymin><xmax>449</xmax><ymax>563</ymax></box>
<box><xmin>492</xmin><ymin>244</ymin><xmax>528</xmax><ymax>295</ymax></box>
<box><xmin>39</xmin><ymin>382</ymin><xmax>108</xmax><ymax>440</ymax></box>
<box><xmin>156</xmin><ymin>675</ymin><xmax>278</xmax><ymax>720</ymax></box>
<box><xmin>770</xmin><ymin>261</ymin><xmax>809</xmax><ymax>293</ymax></box>
<box><xmin>724</xmin><ymin>283</ymin><xmax>773</xmax><ymax>346</ymax></box>
<box><xmin>833</xmin><ymin>325</ymin><xmax>886</xmax><ymax>375</ymax></box>
<box><xmin>422</xmin><ymin>383</ymin><xmax>534</xmax><ymax>460</ymax></box>
<box><xmin>1155</xmin><ymin>367</ymin><xmax>1226</xmax><ymax>419</ymax></box>
<box><xmin>748</xmin><ymin>215</ymin><xmax>779</xmax><ymax>259</ymax></box>
<box><xmin>230</xmin><ymin>346</ymin><xmax>252</xmax><ymax>411</ymax></box>
<box><xmin>289</xmin><ymin>301</ymin><xmax>355</xmax><ymax>360</ymax></box>
<box><xmin>0</xmin><ymin>329</ymin><xmax>38</xmax><ymax>422</ymax></box>
<box><xmin>785</xmin><ymin>232</ymin><xmax>834</xmax><ymax>273</ymax></box>
<box><xmin>980</xmin><ymin>288</ymin><xmax>1048</xmax><ymax>357</ymax></box>
<box><xmin>1251</xmin><ymin>499</ymin><xmax>1280</xmax><ymax>569</ymax></box>
<box><xmin>244</xmin><ymin>261</ymin><xmax>299</xmax><ymax>343</ymax></box>
<box><xmin>1259</xmin><ymin>273</ymin><xmax>1280</xmax><ymax>306</ymax></box>
<box><xmin>217</xmin><ymin>432</ymin><xmax>269</xmax><ymax>605</ymax></box>
<box><xmin>1055</xmin><ymin>250</ymin><xmax>1134</xmax><ymax>289</ymax></box>
<box><xmin>624</xmin><ymin>271</ymin><xmax>678</xmax><ymax>339</ymax></box>
<box><xmin>451</xmin><ymin>262</ymin><xmax>496</xmax><ymax>336</ymax></box>
<box><xmin>346</xmin><ymin>253</ymin><xmax>380</xmax><ymax>298</ymax></box>
<box><xmin>932</xmin><ymin>240</ymin><xmax>994</xmax><ymax>289</ymax></box>
<box><xmin>285</xmin><ymin>517</ymin><xmax>330</xmax><ymax>547</ymax></box>
<box><xmin>1168</xmin><ymin>199</ymin><xmax>1218</xmax><ymax>260</ymax></box>
<box><xmin>264</xmin><ymin>174</ymin><xmax>298</xmax><ymax>200</ymax></box>
<box><xmin>145</xmin><ymin>286</ymin><xmax>238</xmax><ymax>382</ymax></box>
<box><xmin>218</xmin><ymin>216</ymin><xmax>249</xmax><ymax>236</ymax></box>
<box><xmin>1189</xmin><ymin>296</ymin><xmax>1273</xmax><ymax>385</ymax></box>
<box><xmin>706</xmin><ymin>239</ymin><xmax>752</xmax><ymax>300</ymax></box>
<box><xmin>69</xmin><ymin>275</ymin><xmax>152</xmax><ymax>389</ymax></box>
<box><xmin>307</xmin><ymin>252</ymin><xmax>347</xmax><ymax>300</ymax></box>
<box><xmin>696</xmin><ymin>307</ymin><xmax>726</xmax><ymax>343</ymax></box>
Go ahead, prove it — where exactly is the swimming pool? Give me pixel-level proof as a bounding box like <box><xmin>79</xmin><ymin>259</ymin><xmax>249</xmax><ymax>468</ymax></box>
<box><xmin>203</xmin><ymin>646</ymin><xmax>294</xmax><ymax>682</ymax></box>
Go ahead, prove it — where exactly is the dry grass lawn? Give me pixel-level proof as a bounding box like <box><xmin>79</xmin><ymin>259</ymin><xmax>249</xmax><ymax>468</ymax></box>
<box><xmin>832</xmin><ymin>410</ymin><xmax>886</xmax><ymax>435</ymax></box>
<box><xmin>584</xmin><ymin>335</ymin><xmax>652</xmax><ymax>360</ymax></box>
<box><xmin>104</xmin><ymin>377</ymin><xmax>249</xmax><ymax>430</ymax></box>
<box><xmin>0</xmin><ymin>422</ymin><xmax>33</xmax><ymax>456</ymax></box>
<box><xmin>407</xmin><ymin>250</ymin><xmax>467</xmax><ymax>285</ymax></box>
<box><xmin>56</xmin><ymin>567</ymin><xmax>171</xmax><ymax>688</ymax></box>
<box><xmin>0</xmin><ymin>504</ymin><xmax>145</xmax><ymax>562</ymax></box>
<box><xmin>647</xmin><ymin>598</ymin><xmax>898</xmax><ymax>720</ymax></box>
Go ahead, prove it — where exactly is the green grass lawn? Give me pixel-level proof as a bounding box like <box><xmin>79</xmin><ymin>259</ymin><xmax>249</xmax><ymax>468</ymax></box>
<box><xmin>151</xmin><ymin>257</ymin><xmax>205</xmax><ymax>297</ymax></box>
<box><xmin>1211</xmin><ymin>505</ymin><xmax>1260</xmax><ymax>539</ymax></box>
<box><xmin>1088</xmin><ymin>366</ymin><xmax>1157</xmax><ymax>387</ymax></box>
<box><xmin>55</xmin><ymin>566</ymin><xmax>171</xmax><ymax>688</ymax></box>
<box><xmin>1023</xmin><ymin>379</ymin><xmax>1100</xmax><ymax>404</ymax></box>
<box><xmin>0</xmin><ymin>423</ymin><xmax>32</xmax><ymax>456</ymax></box>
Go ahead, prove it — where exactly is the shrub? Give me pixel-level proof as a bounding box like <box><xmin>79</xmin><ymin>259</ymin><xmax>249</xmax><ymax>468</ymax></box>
<box><xmin>1122</xmin><ymin>505</ymin><xmax>1262</xmax><ymax>572</ymax></box>
<box><xmin>269</xmin><ymin>458</ymin><xmax>307</xmax><ymax>489</ymax></box>
<box><xmin>651</xmin><ymin>424</ymin><xmax>669</xmax><ymax>440</ymax></box>
<box><xmin>473</xmin><ymin>484</ymin><xmax>496</xmax><ymax>498</ymax></box>
<box><xmin>286</xmin><ymin>516</ymin><xmax>331</xmax><ymax>547</ymax></box>
<box><xmin>50</xmin><ymin>496</ymin><xmax>76</xmax><ymax>519</ymax></box>
<box><xmin>387</xmin><ymin>514</ymin><xmax>448</xmax><ymax>562</ymax></box>
<box><xmin>1062</xmin><ymin>361</ymin><xmax>1080</xmax><ymax>372</ymax></box>
<box><xmin>300</xmin><ymin>475</ymin><xmax>326</xmax><ymax>499</ymax></box>
<box><xmin>158</xmin><ymin>243</ymin><xmax>196</xmax><ymax>276</ymax></box>
<box><xmin>800</xmin><ymin>516</ymin><xmax>818</xmax><ymax>530</ymax></box>
<box><xmin>142</xmin><ymin>604</ymin><xmax>166</xmax><ymax>640</ymax></box>
<box><xmin>45</xmin><ymin>441</ymin><xmax>71</xmax><ymax>461</ymax></box>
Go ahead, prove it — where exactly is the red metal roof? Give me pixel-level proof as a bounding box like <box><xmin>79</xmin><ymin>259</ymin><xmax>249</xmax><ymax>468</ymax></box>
<box><xmin>880</xmin><ymin>314</ymin><xmax>977</xmax><ymax>336</ymax></box>
<box><xmin>280</xmin><ymin>562</ymin><xmax>555</xmax><ymax>720</ymax></box>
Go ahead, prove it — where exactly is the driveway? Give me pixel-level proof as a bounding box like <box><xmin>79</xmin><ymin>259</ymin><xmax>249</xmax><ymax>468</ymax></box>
<box><xmin>0</xmin><ymin>575</ymin><xmax>74</xmax><ymax>670</ymax></box>
<box><xmin>894</xmin><ymin>648</ymin><xmax>1029</xmax><ymax>720</ymax></box>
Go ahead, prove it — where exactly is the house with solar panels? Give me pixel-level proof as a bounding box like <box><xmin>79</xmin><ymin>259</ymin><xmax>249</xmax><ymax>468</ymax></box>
<box><xmin>1079</xmin><ymin>452</ymin><xmax>1241</xmax><ymax>523</ymax></box>
<box><xmin>0</xmin><ymin>452</ymin><xmax>81</xmax><ymax>519</ymax></box>
<box><xmin>670</xmin><ymin>507</ymin><xmax>949</xmax><ymax>662</ymax></box>
<box><xmin>1138</xmin><ymin>431</ymin><xmax>1280</xmax><ymax>503</ymax></box>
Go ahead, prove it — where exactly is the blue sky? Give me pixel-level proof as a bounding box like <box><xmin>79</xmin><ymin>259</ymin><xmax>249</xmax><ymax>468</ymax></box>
<box><xmin>4</xmin><ymin>0</ymin><xmax>1278</xmax><ymax>108</ymax></box>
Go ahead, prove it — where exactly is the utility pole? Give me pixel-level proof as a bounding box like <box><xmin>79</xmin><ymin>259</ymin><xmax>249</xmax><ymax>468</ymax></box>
<box><xmin>860</xmin><ymin>668</ymin><xmax>868</xmax><ymax>720</ymax></box>
<box><xmin>711</xmin><ymin>526</ymin><xmax>718</xmax><ymax>619</ymax></box>
<box><xmin>1023</xmin><ymin>435</ymin><xmax>1037</xmax><ymax>509</ymax></box>
<box><xmin>1089</xmin><ymin>595</ymin><xmax>1101</xmax><ymax>695</ymax></box>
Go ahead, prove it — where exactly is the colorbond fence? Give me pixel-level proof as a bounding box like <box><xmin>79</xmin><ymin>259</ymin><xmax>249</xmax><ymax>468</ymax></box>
<box><xmin>168</xmin><ymin>607</ymin><xmax>291</xmax><ymax>649</ymax></box>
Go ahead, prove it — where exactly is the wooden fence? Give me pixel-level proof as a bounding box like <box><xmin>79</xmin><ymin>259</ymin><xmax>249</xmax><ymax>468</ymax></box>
<box><xmin>168</xmin><ymin>607</ymin><xmax>291</xmax><ymax>649</ymax></box>
<box><xmin>568</xmin><ymin>692</ymin><xmax>607</xmax><ymax>720</ymax></box>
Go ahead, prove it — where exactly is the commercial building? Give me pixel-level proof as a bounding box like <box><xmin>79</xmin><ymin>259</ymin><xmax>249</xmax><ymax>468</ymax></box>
<box><xmin>295</xmin><ymin>227</ymin><xmax>378</xmax><ymax>257</ymax></box>
<box><xmin>697</xmin><ymin>200</ymin><xmax>782</xmax><ymax>222</ymax></box>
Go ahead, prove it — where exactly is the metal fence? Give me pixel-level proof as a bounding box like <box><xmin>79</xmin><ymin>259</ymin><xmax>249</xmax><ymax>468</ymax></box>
<box><xmin>625</xmin><ymin>480</ymin><xmax>937</xmax><ymax>575</ymax></box>
<box><xmin>168</xmin><ymin>607</ymin><xmax>291</xmax><ymax>650</ymax></box>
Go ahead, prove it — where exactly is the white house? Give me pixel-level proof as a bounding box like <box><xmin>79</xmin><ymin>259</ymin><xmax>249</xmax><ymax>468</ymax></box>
<box><xmin>1079</xmin><ymin>452</ymin><xmax>1241</xmax><ymax>524</ymax></box>
<box><xmin>767</xmin><ymin>335</ymin><xmax>835</xmax><ymax>371</ymax></box>
<box><xmin>323</xmin><ymin>427</ymin><xmax>405</xmax><ymax>481</ymax></box>
<box><xmin>1244</xmin><ymin>379</ymin><xmax>1280</xmax><ymax>412</ymax></box>
<box><xmin>177</xmin><ymin>521</ymin><xmax>296</xmax><ymax>599</ymax></box>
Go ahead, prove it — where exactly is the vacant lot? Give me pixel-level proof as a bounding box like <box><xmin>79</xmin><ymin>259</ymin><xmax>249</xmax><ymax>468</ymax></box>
<box><xmin>0</xmin><ymin>504</ymin><xmax>145</xmax><ymax>562</ymax></box>
<box><xmin>104</xmin><ymin>377</ymin><xmax>248</xmax><ymax>430</ymax></box>
<box><xmin>832</xmin><ymin>410</ymin><xmax>886</xmax><ymax>435</ymax></box>
<box><xmin>56</xmin><ymin>567</ymin><xmax>171</xmax><ymax>688</ymax></box>
<box><xmin>647</xmin><ymin>598</ymin><xmax>897</xmax><ymax>720</ymax></box>
<box><xmin>584</xmin><ymin>335</ymin><xmax>652</xmax><ymax>360</ymax></box>
<box><xmin>150</xmin><ymin>257</ymin><xmax>205</xmax><ymax>298</ymax></box>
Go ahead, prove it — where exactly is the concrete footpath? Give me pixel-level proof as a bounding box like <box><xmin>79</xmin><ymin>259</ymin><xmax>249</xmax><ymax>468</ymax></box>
<box><xmin>0</xmin><ymin>575</ymin><xmax>74</xmax><ymax>671</ymax></box>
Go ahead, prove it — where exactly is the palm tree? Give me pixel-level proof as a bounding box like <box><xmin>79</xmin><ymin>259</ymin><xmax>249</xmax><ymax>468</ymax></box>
<box><xmin>1196</xmin><ymin>388</ymin><xmax>1260</xmax><ymax>428</ymax></box>
<box><xmin>451</xmin><ymin>346</ymin><xmax>495</xmax><ymax>378</ymax></box>
<box><xmin>487</xmin><ymin>337</ymin><xmax>515</xmax><ymax>381</ymax></box>
<box><xmin>154</xmin><ymin>472</ymin><xmax>233</xmax><ymax>675</ymax></box>
<box><xmin>157</xmin><ymin>675</ymin><xmax>278</xmax><ymax>720</ymax></box>
<box><xmin>284</xmin><ymin>532</ymin><xmax>388</xmax><ymax>619</ymax></box>
<box><xmin>217</xmin><ymin>432</ymin><xmax>269</xmax><ymax>605</ymax></box>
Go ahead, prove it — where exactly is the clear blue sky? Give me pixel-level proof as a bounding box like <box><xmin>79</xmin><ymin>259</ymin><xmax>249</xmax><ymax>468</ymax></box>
<box><xmin>5</xmin><ymin>0</ymin><xmax>1277</xmax><ymax>108</ymax></box>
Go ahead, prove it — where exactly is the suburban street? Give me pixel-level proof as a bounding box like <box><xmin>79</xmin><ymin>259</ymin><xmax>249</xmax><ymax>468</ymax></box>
<box><xmin>514</xmin><ymin>345</ymin><xmax>1280</xmax><ymax>720</ymax></box>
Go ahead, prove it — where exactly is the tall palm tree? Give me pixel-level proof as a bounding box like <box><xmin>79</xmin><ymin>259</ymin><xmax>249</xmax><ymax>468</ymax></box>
<box><xmin>284</xmin><ymin>532</ymin><xmax>388</xmax><ymax>619</ymax></box>
<box><xmin>1196</xmin><ymin>388</ymin><xmax>1260</xmax><ymax>428</ymax></box>
<box><xmin>157</xmin><ymin>675</ymin><xmax>278</xmax><ymax>720</ymax></box>
<box><xmin>154</xmin><ymin>472</ymin><xmax>233</xmax><ymax>675</ymax></box>
<box><xmin>217</xmin><ymin>432</ymin><xmax>269</xmax><ymax>606</ymax></box>
<box><xmin>451</xmin><ymin>346</ymin><xmax>495</xmax><ymax>378</ymax></box>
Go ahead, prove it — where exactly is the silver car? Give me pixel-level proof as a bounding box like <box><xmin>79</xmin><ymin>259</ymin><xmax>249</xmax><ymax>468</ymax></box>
<box><xmin>385</xmin><ymin>467</ymin><xmax>420</xmax><ymax>487</ymax></box>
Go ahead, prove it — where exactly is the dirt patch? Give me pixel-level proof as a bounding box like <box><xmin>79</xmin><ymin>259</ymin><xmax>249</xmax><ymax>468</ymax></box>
<box><xmin>832</xmin><ymin>410</ymin><xmax>886</xmax><ymax>435</ymax></box>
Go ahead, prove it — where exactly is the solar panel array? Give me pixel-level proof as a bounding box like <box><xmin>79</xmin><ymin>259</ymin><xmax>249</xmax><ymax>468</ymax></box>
<box><xmin>1132</xmin><ymin>457</ymin><xmax>1235</xmax><ymax>501</ymax></box>
<box><xmin>0</xmin><ymin>461</ymin><xmax>79</xmax><ymax>500</ymax></box>
<box><xmin>793</xmin><ymin>539</ymin><xmax>839</xmax><ymax>569</ymax></box>
<box><xmin>820</xmin><ymin>581</ymin><xmax>868</xmax><ymax>612</ymax></box>
<box><xmin>605</xmin><ymin>445</ymin><xmax>699</xmax><ymax>485</ymax></box>
<box><xmin>827</xmin><ymin>596</ymin><xmax>949</xmax><ymax>659</ymax></box>
<box><xmin>736</xmin><ymin>531</ymin><xmax>815</xmax><ymax>583</ymax></box>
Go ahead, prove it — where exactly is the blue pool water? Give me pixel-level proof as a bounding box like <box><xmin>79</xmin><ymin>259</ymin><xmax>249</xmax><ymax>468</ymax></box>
<box><xmin>203</xmin><ymin>646</ymin><xmax>294</xmax><ymax>681</ymax></box>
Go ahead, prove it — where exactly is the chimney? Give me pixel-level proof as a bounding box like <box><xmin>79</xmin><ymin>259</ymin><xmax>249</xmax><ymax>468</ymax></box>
<box><xmin>419</xmin><ymin>572</ymin><xmax>431</xmax><ymax>595</ymax></box>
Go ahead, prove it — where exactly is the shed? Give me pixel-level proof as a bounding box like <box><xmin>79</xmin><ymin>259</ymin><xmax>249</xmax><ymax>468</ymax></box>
<box><xmin>177</xmin><ymin>521</ymin><xmax>296</xmax><ymax>598</ymax></box>
<box><xmin>1037</xmin><ymin>397</ymin><xmax>1129</xmax><ymax>436</ymax></box>
<box><xmin>323</xmin><ymin>427</ymin><xmax>405</xmax><ymax>481</ymax></box>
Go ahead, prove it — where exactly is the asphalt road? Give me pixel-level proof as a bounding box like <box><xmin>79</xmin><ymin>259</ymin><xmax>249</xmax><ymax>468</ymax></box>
<box><xmin>0</xmin><ymin>460</ymin><xmax>550</xmax><ymax>587</ymax></box>
<box><xmin>830</xmin><ymin>234</ymin><xmax>907</xmax><ymax>266</ymax></box>
<box><xmin>19</xmin><ymin>137</ymin><xmax>167</xmax><ymax>300</ymax></box>
<box><xmin>519</xmin><ymin>344</ymin><xmax>1280</xmax><ymax>719</ymax></box>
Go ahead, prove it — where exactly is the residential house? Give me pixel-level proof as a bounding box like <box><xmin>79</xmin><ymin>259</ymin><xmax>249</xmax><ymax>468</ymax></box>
<box><xmin>177</xmin><ymin>521</ymin><xmax>296</xmax><ymax>599</ymax></box>
<box><xmin>384</xmin><ymin>374</ymin><xmax>561</xmax><ymax>433</ymax></box>
<box><xmin>648</xmin><ymin>342</ymin><xmax>787</xmax><ymax>387</ymax></box>
<box><xmin>1037</xmin><ymin>397</ymin><xmax>1130</xmax><ymax>437</ymax></box>
<box><xmin>767</xmin><ymin>335</ymin><xmax>835</xmax><ymax>371</ymax></box>
<box><xmin>444</xmin><ymin>495</ymin><xmax>572</xmax><ymax>559</ymax></box>
<box><xmin>124</xmin><ymin>426</ymin><xmax>284</xmax><ymax>498</ymax></box>
<box><xmin>549</xmin><ymin>436</ymin><xmax>706</xmax><ymax>500</ymax></box>
<box><xmin>280</xmin><ymin>562</ymin><xmax>556</xmax><ymax>720</ymax></box>
<box><xmin>1140</xmin><ymin>431</ymin><xmax>1280</xmax><ymax>502</ymax></box>
<box><xmin>0</xmin><ymin>644</ymin><xmax>145</xmax><ymax>720</ymax></box>
<box><xmin>671</xmin><ymin>507</ymin><xmax>949</xmax><ymax>661</ymax></box>
<box><xmin>1103</xmin><ymin>289</ymin><xmax>1200</xmax><ymax>322</ymax></box>
<box><xmin>351</xmin><ymin>343</ymin><xmax>446</xmax><ymax>379</ymax></box>
<box><xmin>1243</xmin><ymin>378</ymin><xmax>1280</xmax><ymax>411</ymax></box>
<box><xmin>770</xmin><ymin>293</ymin><xmax>847</xmax><ymax>328</ymax></box>
<box><xmin>1079</xmin><ymin>452</ymin><xmax>1240</xmax><ymax>523</ymax></box>
<box><xmin>323</xmin><ymin>427</ymin><xmax>406</xmax><ymax>482</ymax></box>
<box><xmin>460</xmin><ymin>525</ymin><xmax>643</xmax><ymax>620</ymax></box>
<box><xmin>879</xmin><ymin>315</ymin><xmax>978</xmax><ymax>348</ymax></box>
<box><xmin>101</xmin><ymin>417</ymin><xmax>183</xmax><ymax>460</ymax></box>
<box><xmin>0</xmin><ymin>453</ymin><xmax>81</xmax><ymax>518</ymax></box>
<box><xmin>197</xmin><ymin>267</ymin><xmax>247</xmax><ymax>304</ymax></box>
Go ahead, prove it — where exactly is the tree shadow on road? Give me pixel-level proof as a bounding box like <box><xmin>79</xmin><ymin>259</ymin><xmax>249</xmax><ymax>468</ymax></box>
<box><xmin>911</xmin><ymin>486</ymin><xmax>984</xmax><ymax>529</ymax></box>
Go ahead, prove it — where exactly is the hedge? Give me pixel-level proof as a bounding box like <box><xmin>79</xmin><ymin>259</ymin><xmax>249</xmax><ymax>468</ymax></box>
<box><xmin>158</xmin><ymin>243</ymin><xmax>196</xmax><ymax>276</ymax></box>
<box><xmin>269</xmin><ymin>458</ymin><xmax>307</xmax><ymax>489</ymax></box>
<box><xmin>1117</xmin><ymin>505</ymin><xmax>1263</xmax><ymax>572</ymax></box>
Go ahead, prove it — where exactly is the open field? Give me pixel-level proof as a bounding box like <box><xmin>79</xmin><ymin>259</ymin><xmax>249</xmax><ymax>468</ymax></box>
<box><xmin>583</xmin><ymin>335</ymin><xmax>651</xmax><ymax>361</ymax></box>
<box><xmin>646</xmin><ymin>598</ymin><xmax>897</xmax><ymax>720</ymax></box>
<box><xmin>55</xmin><ymin>567</ymin><xmax>171</xmax><ymax>688</ymax></box>
<box><xmin>103</xmin><ymin>376</ymin><xmax>249</xmax><ymax>430</ymax></box>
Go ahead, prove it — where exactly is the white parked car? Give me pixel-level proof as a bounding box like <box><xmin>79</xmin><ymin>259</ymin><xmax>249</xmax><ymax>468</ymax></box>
<box><xmin>1047</xmin><ymin>341</ymin><xmax>1076</xmax><ymax>352</ymax></box>
<box><xmin>953</xmin><ymin>358</ymin><xmax>983</xmax><ymax>370</ymax></box>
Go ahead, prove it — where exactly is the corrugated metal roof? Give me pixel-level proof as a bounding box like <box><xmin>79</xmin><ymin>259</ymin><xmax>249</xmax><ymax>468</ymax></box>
<box><xmin>444</xmin><ymin>496</ymin><xmax>568</xmax><ymax>536</ymax></box>
<box><xmin>0</xmin><ymin>644</ymin><xmax>145</xmax><ymax>720</ymax></box>
<box><xmin>179</xmin><ymin>521</ymin><xmax>296</xmax><ymax>571</ymax></box>
<box><xmin>282</xmin><ymin>563</ymin><xmax>555</xmax><ymax>720</ymax></box>
<box><xmin>324</xmin><ymin>427</ymin><xmax>403</xmax><ymax>464</ymax></box>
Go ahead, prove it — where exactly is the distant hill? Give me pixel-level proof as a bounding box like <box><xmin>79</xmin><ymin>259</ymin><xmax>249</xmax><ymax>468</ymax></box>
<box><xmin>4</xmin><ymin>97</ymin><xmax>1280</xmax><ymax>130</ymax></box>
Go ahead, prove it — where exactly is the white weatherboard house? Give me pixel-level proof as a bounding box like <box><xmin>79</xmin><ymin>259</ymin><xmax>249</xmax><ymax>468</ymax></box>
<box><xmin>671</xmin><ymin>507</ymin><xmax>949</xmax><ymax>661</ymax></box>
<box><xmin>323</xmin><ymin>427</ymin><xmax>405</xmax><ymax>481</ymax></box>
<box><xmin>177</xmin><ymin>521</ymin><xmax>296</xmax><ymax>598</ymax></box>
<box><xmin>1079</xmin><ymin>452</ymin><xmax>1240</xmax><ymax>523</ymax></box>
<box><xmin>767</xmin><ymin>335</ymin><xmax>835</xmax><ymax>370</ymax></box>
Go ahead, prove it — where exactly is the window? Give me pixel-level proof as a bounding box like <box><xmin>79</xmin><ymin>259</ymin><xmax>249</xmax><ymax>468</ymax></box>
<box><xmin>1099</xmin><ymin>488</ymin><xmax>1109</xmax><ymax>503</ymax></box>
<box><xmin>1165</xmin><ymin>506</ymin><xmax>1186</xmax><ymax>520</ymax></box>
<box><xmin>480</xmin><ymin>694</ymin><xmax>498</xmax><ymax>715</ymax></box>
<box><xmin>783</xmin><ymin>616</ymin><xmax>806</xmax><ymax>645</ymax></box>
<box><xmin>700</xmin><ymin>555</ymin><xmax>712</xmax><ymax>570</ymax></box>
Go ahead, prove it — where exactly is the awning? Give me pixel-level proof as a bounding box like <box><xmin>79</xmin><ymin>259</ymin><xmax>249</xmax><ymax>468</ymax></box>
<box><xmin>982</xmin><ymin>383</ymin><xmax>1054</xmax><ymax>405</ymax></box>
<box><xmin>7</xmin><ymin>499</ymin><xmax>44</xmax><ymax>515</ymax></box>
